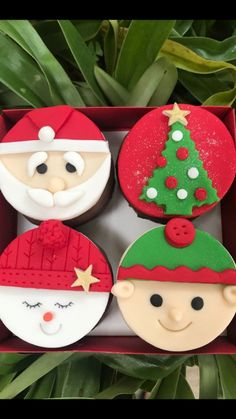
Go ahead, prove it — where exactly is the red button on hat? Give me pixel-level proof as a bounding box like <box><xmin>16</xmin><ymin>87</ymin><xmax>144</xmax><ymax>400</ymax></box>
<box><xmin>165</xmin><ymin>218</ymin><xmax>195</xmax><ymax>248</ymax></box>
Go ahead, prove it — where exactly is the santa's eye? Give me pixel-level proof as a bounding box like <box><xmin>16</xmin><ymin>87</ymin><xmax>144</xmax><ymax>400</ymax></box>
<box><xmin>65</xmin><ymin>163</ymin><xmax>77</xmax><ymax>173</ymax></box>
<box><xmin>150</xmin><ymin>294</ymin><xmax>163</xmax><ymax>307</ymax></box>
<box><xmin>191</xmin><ymin>297</ymin><xmax>204</xmax><ymax>310</ymax></box>
<box><xmin>23</xmin><ymin>301</ymin><xmax>42</xmax><ymax>309</ymax></box>
<box><xmin>55</xmin><ymin>302</ymin><xmax>74</xmax><ymax>309</ymax></box>
<box><xmin>36</xmin><ymin>163</ymin><xmax>48</xmax><ymax>174</ymax></box>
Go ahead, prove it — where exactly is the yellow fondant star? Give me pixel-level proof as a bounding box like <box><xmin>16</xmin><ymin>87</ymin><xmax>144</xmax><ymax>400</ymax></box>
<box><xmin>162</xmin><ymin>103</ymin><xmax>190</xmax><ymax>126</ymax></box>
<box><xmin>72</xmin><ymin>265</ymin><xmax>100</xmax><ymax>292</ymax></box>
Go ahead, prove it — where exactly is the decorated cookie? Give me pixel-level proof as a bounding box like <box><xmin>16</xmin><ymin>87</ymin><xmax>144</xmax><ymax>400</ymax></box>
<box><xmin>0</xmin><ymin>220</ymin><xmax>113</xmax><ymax>348</ymax></box>
<box><xmin>0</xmin><ymin>105</ymin><xmax>114</xmax><ymax>225</ymax></box>
<box><xmin>112</xmin><ymin>218</ymin><xmax>236</xmax><ymax>351</ymax></box>
<box><xmin>118</xmin><ymin>103</ymin><xmax>236</xmax><ymax>220</ymax></box>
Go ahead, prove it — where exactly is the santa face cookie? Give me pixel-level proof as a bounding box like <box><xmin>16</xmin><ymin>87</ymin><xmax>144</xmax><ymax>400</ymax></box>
<box><xmin>0</xmin><ymin>106</ymin><xmax>114</xmax><ymax>226</ymax></box>
<box><xmin>118</xmin><ymin>103</ymin><xmax>236</xmax><ymax>220</ymax></box>
<box><xmin>112</xmin><ymin>219</ymin><xmax>236</xmax><ymax>351</ymax></box>
<box><xmin>0</xmin><ymin>220</ymin><xmax>113</xmax><ymax>348</ymax></box>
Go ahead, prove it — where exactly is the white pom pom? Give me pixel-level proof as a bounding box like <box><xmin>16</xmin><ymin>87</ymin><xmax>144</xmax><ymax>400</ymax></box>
<box><xmin>38</xmin><ymin>126</ymin><xmax>55</xmax><ymax>143</ymax></box>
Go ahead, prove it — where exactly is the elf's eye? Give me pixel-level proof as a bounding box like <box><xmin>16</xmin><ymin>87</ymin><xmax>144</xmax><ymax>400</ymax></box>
<box><xmin>191</xmin><ymin>297</ymin><xmax>204</xmax><ymax>310</ymax></box>
<box><xmin>55</xmin><ymin>302</ymin><xmax>74</xmax><ymax>309</ymax></box>
<box><xmin>36</xmin><ymin>163</ymin><xmax>48</xmax><ymax>174</ymax></box>
<box><xmin>23</xmin><ymin>301</ymin><xmax>42</xmax><ymax>309</ymax></box>
<box><xmin>150</xmin><ymin>294</ymin><xmax>163</xmax><ymax>307</ymax></box>
<box><xmin>65</xmin><ymin>163</ymin><xmax>77</xmax><ymax>173</ymax></box>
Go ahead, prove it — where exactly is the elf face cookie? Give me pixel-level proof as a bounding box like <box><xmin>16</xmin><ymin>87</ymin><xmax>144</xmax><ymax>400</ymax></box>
<box><xmin>118</xmin><ymin>103</ymin><xmax>236</xmax><ymax>220</ymax></box>
<box><xmin>0</xmin><ymin>105</ymin><xmax>114</xmax><ymax>226</ymax></box>
<box><xmin>112</xmin><ymin>219</ymin><xmax>236</xmax><ymax>351</ymax></box>
<box><xmin>0</xmin><ymin>220</ymin><xmax>112</xmax><ymax>348</ymax></box>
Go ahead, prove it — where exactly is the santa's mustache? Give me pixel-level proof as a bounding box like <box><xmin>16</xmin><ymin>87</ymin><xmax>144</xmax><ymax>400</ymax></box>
<box><xmin>27</xmin><ymin>186</ymin><xmax>84</xmax><ymax>208</ymax></box>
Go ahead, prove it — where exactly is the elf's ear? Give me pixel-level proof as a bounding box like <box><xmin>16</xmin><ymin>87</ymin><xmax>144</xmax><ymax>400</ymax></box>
<box><xmin>223</xmin><ymin>286</ymin><xmax>236</xmax><ymax>305</ymax></box>
<box><xmin>111</xmin><ymin>281</ymin><xmax>134</xmax><ymax>299</ymax></box>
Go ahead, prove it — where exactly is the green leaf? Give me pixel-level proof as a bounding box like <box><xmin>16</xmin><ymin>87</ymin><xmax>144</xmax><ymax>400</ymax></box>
<box><xmin>77</xmin><ymin>82</ymin><xmax>106</xmax><ymax>106</ymax></box>
<box><xmin>95</xmin><ymin>354</ymin><xmax>190</xmax><ymax>381</ymax></box>
<box><xmin>173</xmin><ymin>36</ymin><xmax>236</xmax><ymax>62</ymax></box>
<box><xmin>160</xmin><ymin>39</ymin><xmax>236</xmax><ymax>74</ymax></box>
<box><xmin>60</xmin><ymin>357</ymin><xmax>101</xmax><ymax>398</ymax></box>
<box><xmin>175</xmin><ymin>374</ymin><xmax>195</xmax><ymax>399</ymax></box>
<box><xmin>71</xmin><ymin>20</ymin><xmax>103</xmax><ymax>41</ymax></box>
<box><xmin>148</xmin><ymin>61</ymin><xmax>178</xmax><ymax>106</ymax></box>
<box><xmin>94</xmin><ymin>66</ymin><xmax>129</xmax><ymax>105</ymax></box>
<box><xmin>24</xmin><ymin>370</ymin><xmax>56</xmax><ymax>399</ymax></box>
<box><xmin>151</xmin><ymin>367</ymin><xmax>181</xmax><ymax>399</ymax></box>
<box><xmin>178</xmin><ymin>69</ymin><xmax>233</xmax><ymax>103</ymax></box>
<box><xmin>126</xmin><ymin>58</ymin><xmax>172</xmax><ymax>106</ymax></box>
<box><xmin>0</xmin><ymin>33</ymin><xmax>50</xmax><ymax>107</ymax></box>
<box><xmin>104</xmin><ymin>20</ymin><xmax>119</xmax><ymax>75</ymax></box>
<box><xmin>95</xmin><ymin>376</ymin><xmax>144</xmax><ymax>399</ymax></box>
<box><xmin>115</xmin><ymin>20</ymin><xmax>175</xmax><ymax>89</ymax></box>
<box><xmin>0</xmin><ymin>20</ymin><xmax>84</xmax><ymax>106</ymax></box>
<box><xmin>203</xmin><ymin>86</ymin><xmax>236</xmax><ymax>106</ymax></box>
<box><xmin>51</xmin><ymin>363</ymin><xmax>70</xmax><ymax>398</ymax></box>
<box><xmin>148</xmin><ymin>379</ymin><xmax>162</xmax><ymax>398</ymax></box>
<box><xmin>0</xmin><ymin>374</ymin><xmax>16</xmax><ymax>392</ymax></box>
<box><xmin>35</xmin><ymin>20</ymin><xmax>102</xmax><ymax>45</ymax></box>
<box><xmin>216</xmin><ymin>355</ymin><xmax>236</xmax><ymax>399</ymax></box>
<box><xmin>174</xmin><ymin>20</ymin><xmax>193</xmax><ymax>36</ymax></box>
<box><xmin>198</xmin><ymin>355</ymin><xmax>219</xmax><ymax>399</ymax></box>
<box><xmin>0</xmin><ymin>352</ymin><xmax>73</xmax><ymax>399</ymax></box>
<box><xmin>140</xmin><ymin>380</ymin><xmax>156</xmax><ymax>392</ymax></box>
<box><xmin>0</xmin><ymin>353</ymin><xmax>38</xmax><ymax>375</ymax></box>
<box><xmin>58</xmin><ymin>20</ymin><xmax>105</xmax><ymax>104</ymax></box>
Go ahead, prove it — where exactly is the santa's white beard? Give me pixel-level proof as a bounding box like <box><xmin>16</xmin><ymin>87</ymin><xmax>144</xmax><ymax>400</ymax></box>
<box><xmin>0</xmin><ymin>155</ymin><xmax>111</xmax><ymax>221</ymax></box>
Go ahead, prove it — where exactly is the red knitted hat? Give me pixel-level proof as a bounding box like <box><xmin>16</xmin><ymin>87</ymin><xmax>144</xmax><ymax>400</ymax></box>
<box><xmin>0</xmin><ymin>220</ymin><xmax>112</xmax><ymax>292</ymax></box>
<box><xmin>0</xmin><ymin>105</ymin><xmax>109</xmax><ymax>154</ymax></box>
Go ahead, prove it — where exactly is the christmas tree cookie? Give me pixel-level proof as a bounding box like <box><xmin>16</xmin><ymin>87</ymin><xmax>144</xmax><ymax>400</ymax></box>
<box><xmin>0</xmin><ymin>220</ymin><xmax>113</xmax><ymax>348</ymax></box>
<box><xmin>0</xmin><ymin>105</ymin><xmax>114</xmax><ymax>226</ymax></box>
<box><xmin>112</xmin><ymin>218</ymin><xmax>236</xmax><ymax>351</ymax></box>
<box><xmin>117</xmin><ymin>103</ymin><xmax>236</xmax><ymax>220</ymax></box>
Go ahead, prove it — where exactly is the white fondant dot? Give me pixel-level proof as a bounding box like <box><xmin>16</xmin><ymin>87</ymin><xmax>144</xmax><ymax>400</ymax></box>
<box><xmin>188</xmin><ymin>167</ymin><xmax>199</xmax><ymax>179</ymax></box>
<box><xmin>146</xmin><ymin>187</ymin><xmax>158</xmax><ymax>199</ymax></box>
<box><xmin>177</xmin><ymin>189</ymin><xmax>188</xmax><ymax>200</ymax></box>
<box><xmin>38</xmin><ymin>126</ymin><xmax>55</xmax><ymax>143</ymax></box>
<box><xmin>172</xmin><ymin>130</ymin><xmax>183</xmax><ymax>142</ymax></box>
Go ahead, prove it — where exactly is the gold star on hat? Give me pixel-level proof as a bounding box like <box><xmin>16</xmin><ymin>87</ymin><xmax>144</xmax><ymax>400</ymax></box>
<box><xmin>72</xmin><ymin>265</ymin><xmax>100</xmax><ymax>292</ymax></box>
<box><xmin>162</xmin><ymin>103</ymin><xmax>190</xmax><ymax>126</ymax></box>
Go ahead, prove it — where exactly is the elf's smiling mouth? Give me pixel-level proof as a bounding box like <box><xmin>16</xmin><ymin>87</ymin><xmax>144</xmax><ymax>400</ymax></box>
<box><xmin>158</xmin><ymin>320</ymin><xmax>192</xmax><ymax>332</ymax></box>
<box><xmin>40</xmin><ymin>323</ymin><xmax>62</xmax><ymax>335</ymax></box>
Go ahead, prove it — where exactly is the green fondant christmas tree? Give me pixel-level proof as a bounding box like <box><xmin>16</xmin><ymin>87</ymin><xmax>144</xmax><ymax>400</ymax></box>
<box><xmin>140</xmin><ymin>103</ymin><xmax>219</xmax><ymax>215</ymax></box>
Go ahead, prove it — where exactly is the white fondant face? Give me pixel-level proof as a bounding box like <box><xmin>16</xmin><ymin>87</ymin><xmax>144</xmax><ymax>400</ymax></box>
<box><xmin>0</xmin><ymin>286</ymin><xmax>109</xmax><ymax>348</ymax></box>
<box><xmin>112</xmin><ymin>280</ymin><xmax>236</xmax><ymax>351</ymax></box>
<box><xmin>0</xmin><ymin>151</ymin><xmax>111</xmax><ymax>221</ymax></box>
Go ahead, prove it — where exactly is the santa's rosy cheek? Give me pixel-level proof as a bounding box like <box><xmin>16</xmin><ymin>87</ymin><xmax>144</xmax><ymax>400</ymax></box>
<box><xmin>43</xmin><ymin>312</ymin><xmax>54</xmax><ymax>322</ymax></box>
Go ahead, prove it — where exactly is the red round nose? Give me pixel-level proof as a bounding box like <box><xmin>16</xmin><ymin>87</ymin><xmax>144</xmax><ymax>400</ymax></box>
<box><xmin>43</xmin><ymin>312</ymin><xmax>54</xmax><ymax>322</ymax></box>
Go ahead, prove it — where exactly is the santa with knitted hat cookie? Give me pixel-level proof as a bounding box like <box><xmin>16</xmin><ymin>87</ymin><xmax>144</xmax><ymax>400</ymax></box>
<box><xmin>112</xmin><ymin>219</ymin><xmax>236</xmax><ymax>351</ymax></box>
<box><xmin>0</xmin><ymin>105</ymin><xmax>114</xmax><ymax>225</ymax></box>
<box><xmin>0</xmin><ymin>220</ymin><xmax>113</xmax><ymax>348</ymax></box>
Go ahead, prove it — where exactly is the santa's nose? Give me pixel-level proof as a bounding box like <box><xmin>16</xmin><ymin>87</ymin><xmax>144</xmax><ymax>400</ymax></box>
<box><xmin>48</xmin><ymin>177</ymin><xmax>65</xmax><ymax>193</ymax></box>
<box><xmin>43</xmin><ymin>312</ymin><xmax>54</xmax><ymax>322</ymax></box>
<box><xmin>168</xmin><ymin>308</ymin><xmax>183</xmax><ymax>322</ymax></box>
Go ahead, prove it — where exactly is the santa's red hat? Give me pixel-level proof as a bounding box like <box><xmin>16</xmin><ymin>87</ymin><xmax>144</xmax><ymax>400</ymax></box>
<box><xmin>0</xmin><ymin>105</ymin><xmax>109</xmax><ymax>154</ymax></box>
<box><xmin>0</xmin><ymin>220</ymin><xmax>112</xmax><ymax>292</ymax></box>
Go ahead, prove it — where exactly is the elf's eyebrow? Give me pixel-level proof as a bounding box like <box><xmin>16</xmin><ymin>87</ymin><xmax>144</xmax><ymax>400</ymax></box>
<box><xmin>27</xmin><ymin>152</ymin><xmax>48</xmax><ymax>177</ymax></box>
<box><xmin>63</xmin><ymin>152</ymin><xmax>85</xmax><ymax>176</ymax></box>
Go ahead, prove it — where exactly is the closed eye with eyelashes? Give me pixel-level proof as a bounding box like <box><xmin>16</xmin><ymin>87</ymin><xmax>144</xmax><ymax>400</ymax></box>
<box><xmin>22</xmin><ymin>301</ymin><xmax>42</xmax><ymax>309</ymax></box>
<box><xmin>55</xmin><ymin>302</ymin><xmax>74</xmax><ymax>309</ymax></box>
